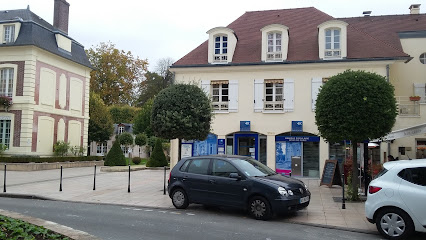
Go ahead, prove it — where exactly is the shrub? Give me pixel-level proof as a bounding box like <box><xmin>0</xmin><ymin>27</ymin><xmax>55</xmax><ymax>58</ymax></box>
<box><xmin>53</xmin><ymin>141</ymin><xmax>70</xmax><ymax>157</ymax></box>
<box><xmin>0</xmin><ymin>143</ymin><xmax>7</xmax><ymax>155</ymax></box>
<box><xmin>147</xmin><ymin>138</ymin><xmax>168</xmax><ymax>167</ymax></box>
<box><xmin>104</xmin><ymin>140</ymin><xmax>126</xmax><ymax>166</ymax></box>
<box><xmin>132</xmin><ymin>157</ymin><xmax>141</xmax><ymax>165</ymax></box>
<box><xmin>0</xmin><ymin>156</ymin><xmax>102</xmax><ymax>163</ymax></box>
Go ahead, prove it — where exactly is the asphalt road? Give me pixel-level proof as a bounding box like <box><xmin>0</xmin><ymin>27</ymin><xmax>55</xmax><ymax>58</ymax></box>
<box><xmin>0</xmin><ymin>197</ymin><xmax>387</xmax><ymax>240</ymax></box>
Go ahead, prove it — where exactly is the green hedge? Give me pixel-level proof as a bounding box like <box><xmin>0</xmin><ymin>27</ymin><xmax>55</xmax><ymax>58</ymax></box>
<box><xmin>0</xmin><ymin>156</ymin><xmax>103</xmax><ymax>163</ymax></box>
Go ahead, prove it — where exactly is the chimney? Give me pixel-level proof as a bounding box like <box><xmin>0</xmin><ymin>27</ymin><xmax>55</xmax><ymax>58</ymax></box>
<box><xmin>409</xmin><ymin>4</ymin><xmax>421</xmax><ymax>14</ymax></box>
<box><xmin>363</xmin><ymin>11</ymin><xmax>372</xmax><ymax>16</ymax></box>
<box><xmin>53</xmin><ymin>0</ymin><xmax>70</xmax><ymax>34</ymax></box>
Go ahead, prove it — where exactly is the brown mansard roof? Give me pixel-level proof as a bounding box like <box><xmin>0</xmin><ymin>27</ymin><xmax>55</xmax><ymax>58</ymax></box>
<box><xmin>174</xmin><ymin>7</ymin><xmax>425</xmax><ymax>67</ymax></box>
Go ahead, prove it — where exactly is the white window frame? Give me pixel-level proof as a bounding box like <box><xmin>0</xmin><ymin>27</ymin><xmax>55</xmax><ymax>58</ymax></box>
<box><xmin>4</xmin><ymin>25</ymin><xmax>15</xmax><ymax>43</ymax></box>
<box><xmin>420</xmin><ymin>53</ymin><xmax>426</xmax><ymax>64</ymax></box>
<box><xmin>0</xmin><ymin>68</ymin><xmax>14</xmax><ymax>98</ymax></box>
<box><xmin>325</xmin><ymin>28</ymin><xmax>341</xmax><ymax>58</ymax></box>
<box><xmin>0</xmin><ymin>119</ymin><xmax>11</xmax><ymax>148</ymax></box>
<box><xmin>267</xmin><ymin>32</ymin><xmax>282</xmax><ymax>61</ymax></box>
<box><xmin>119</xmin><ymin>126</ymin><xmax>125</xmax><ymax>134</ymax></box>
<box><xmin>211</xmin><ymin>81</ymin><xmax>229</xmax><ymax>111</ymax></box>
<box><xmin>96</xmin><ymin>142</ymin><xmax>107</xmax><ymax>154</ymax></box>
<box><xmin>264</xmin><ymin>80</ymin><xmax>284</xmax><ymax>111</ymax></box>
<box><xmin>214</xmin><ymin>35</ymin><xmax>228</xmax><ymax>63</ymax></box>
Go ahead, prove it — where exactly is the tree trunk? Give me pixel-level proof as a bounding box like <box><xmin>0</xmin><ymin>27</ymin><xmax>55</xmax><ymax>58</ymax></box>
<box><xmin>352</xmin><ymin>141</ymin><xmax>359</xmax><ymax>199</ymax></box>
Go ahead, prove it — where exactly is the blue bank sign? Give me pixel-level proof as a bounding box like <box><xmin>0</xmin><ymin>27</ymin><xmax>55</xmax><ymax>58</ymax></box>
<box><xmin>292</xmin><ymin>121</ymin><xmax>303</xmax><ymax>132</ymax></box>
<box><xmin>240</xmin><ymin>121</ymin><xmax>251</xmax><ymax>131</ymax></box>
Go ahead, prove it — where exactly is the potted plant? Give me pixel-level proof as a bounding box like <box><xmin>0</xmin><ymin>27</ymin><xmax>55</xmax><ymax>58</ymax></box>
<box><xmin>409</xmin><ymin>96</ymin><xmax>421</xmax><ymax>101</ymax></box>
<box><xmin>0</xmin><ymin>96</ymin><xmax>12</xmax><ymax>111</ymax></box>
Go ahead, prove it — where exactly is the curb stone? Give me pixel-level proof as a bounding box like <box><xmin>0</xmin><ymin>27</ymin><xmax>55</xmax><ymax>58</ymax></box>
<box><xmin>0</xmin><ymin>208</ymin><xmax>102</xmax><ymax>240</ymax></box>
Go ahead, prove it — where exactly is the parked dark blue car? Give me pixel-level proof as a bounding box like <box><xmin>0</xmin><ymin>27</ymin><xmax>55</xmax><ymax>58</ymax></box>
<box><xmin>168</xmin><ymin>155</ymin><xmax>310</xmax><ymax>220</ymax></box>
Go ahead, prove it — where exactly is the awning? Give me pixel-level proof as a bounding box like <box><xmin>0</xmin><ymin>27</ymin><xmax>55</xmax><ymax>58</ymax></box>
<box><xmin>378</xmin><ymin>123</ymin><xmax>426</xmax><ymax>141</ymax></box>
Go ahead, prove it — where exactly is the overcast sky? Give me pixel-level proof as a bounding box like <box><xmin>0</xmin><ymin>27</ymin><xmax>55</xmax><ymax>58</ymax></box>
<box><xmin>2</xmin><ymin>0</ymin><xmax>425</xmax><ymax>70</ymax></box>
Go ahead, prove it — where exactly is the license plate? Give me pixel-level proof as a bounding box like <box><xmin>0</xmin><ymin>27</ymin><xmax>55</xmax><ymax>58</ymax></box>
<box><xmin>300</xmin><ymin>196</ymin><xmax>309</xmax><ymax>204</ymax></box>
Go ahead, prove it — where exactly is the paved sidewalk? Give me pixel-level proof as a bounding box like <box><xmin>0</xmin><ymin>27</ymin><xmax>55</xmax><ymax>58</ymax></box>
<box><xmin>0</xmin><ymin>166</ymin><xmax>376</xmax><ymax>233</ymax></box>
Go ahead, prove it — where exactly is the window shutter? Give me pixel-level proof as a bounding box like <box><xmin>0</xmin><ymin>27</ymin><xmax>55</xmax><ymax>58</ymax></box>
<box><xmin>414</xmin><ymin>83</ymin><xmax>426</xmax><ymax>103</ymax></box>
<box><xmin>201</xmin><ymin>80</ymin><xmax>211</xmax><ymax>97</ymax></box>
<box><xmin>284</xmin><ymin>78</ymin><xmax>294</xmax><ymax>112</ymax></box>
<box><xmin>228</xmin><ymin>80</ymin><xmax>238</xmax><ymax>112</ymax></box>
<box><xmin>254</xmin><ymin>79</ymin><xmax>264</xmax><ymax>112</ymax></box>
<box><xmin>311</xmin><ymin>77</ymin><xmax>323</xmax><ymax>111</ymax></box>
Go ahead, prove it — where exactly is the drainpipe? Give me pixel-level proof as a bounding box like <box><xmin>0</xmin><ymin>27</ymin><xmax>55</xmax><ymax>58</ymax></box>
<box><xmin>386</xmin><ymin>64</ymin><xmax>391</xmax><ymax>158</ymax></box>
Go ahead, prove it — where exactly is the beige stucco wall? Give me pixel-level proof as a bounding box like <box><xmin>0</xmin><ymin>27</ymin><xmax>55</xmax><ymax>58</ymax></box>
<box><xmin>171</xmin><ymin>61</ymin><xmax>393</xmax><ymax>175</ymax></box>
<box><xmin>0</xmin><ymin>45</ymin><xmax>91</xmax><ymax>156</ymax></box>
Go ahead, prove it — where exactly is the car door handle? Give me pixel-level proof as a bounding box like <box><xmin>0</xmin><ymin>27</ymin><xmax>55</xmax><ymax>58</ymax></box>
<box><xmin>182</xmin><ymin>176</ymin><xmax>188</xmax><ymax>181</ymax></box>
<box><xmin>209</xmin><ymin>179</ymin><xmax>216</xmax><ymax>184</ymax></box>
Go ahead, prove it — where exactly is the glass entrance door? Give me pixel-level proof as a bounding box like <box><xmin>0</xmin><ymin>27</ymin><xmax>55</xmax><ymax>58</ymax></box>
<box><xmin>234</xmin><ymin>134</ymin><xmax>258</xmax><ymax>160</ymax></box>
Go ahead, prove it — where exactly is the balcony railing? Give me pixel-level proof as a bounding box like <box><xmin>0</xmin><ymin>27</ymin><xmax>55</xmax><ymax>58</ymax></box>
<box><xmin>264</xmin><ymin>101</ymin><xmax>283</xmax><ymax>111</ymax></box>
<box><xmin>396</xmin><ymin>96</ymin><xmax>421</xmax><ymax>116</ymax></box>
<box><xmin>212</xmin><ymin>102</ymin><xmax>228</xmax><ymax>111</ymax></box>
<box><xmin>266</xmin><ymin>52</ymin><xmax>282</xmax><ymax>61</ymax></box>
<box><xmin>213</xmin><ymin>54</ymin><xmax>228</xmax><ymax>63</ymax></box>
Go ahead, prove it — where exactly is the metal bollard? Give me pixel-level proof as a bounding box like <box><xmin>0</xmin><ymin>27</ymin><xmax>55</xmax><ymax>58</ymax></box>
<box><xmin>342</xmin><ymin>173</ymin><xmax>346</xmax><ymax>209</ymax></box>
<box><xmin>163</xmin><ymin>166</ymin><xmax>166</xmax><ymax>195</ymax></box>
<box><xmin>128</xmin><ymin>165</ymin><xmax>130</xmax><ymax>193</ymax></box>
<box><xmin>3</xmin><ymin>164</ymin><xmax>6</xmax><ymax>193</ymax></box>
<box><xmin>93</xmin><ymin>164</ymin><xmax>96</xmax><ymax>191</ymax></box>
<box><xmin>59</xmin><ymin>166</ymin><xmax>63</xmax><ymax>192</ymax></box>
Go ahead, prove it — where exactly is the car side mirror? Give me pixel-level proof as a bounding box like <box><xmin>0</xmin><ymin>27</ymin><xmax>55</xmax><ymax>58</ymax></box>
<box><xmin>229</xmin><ymin>173</ymin><xmax>242</xmax><ymax>180</ymax></box>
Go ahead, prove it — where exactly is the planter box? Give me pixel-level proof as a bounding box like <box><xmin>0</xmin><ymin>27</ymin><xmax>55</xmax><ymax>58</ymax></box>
<box><xmin>409</xmin><ymin>96</ymin><xmax>421</xmax><ymax>101</ymax></box>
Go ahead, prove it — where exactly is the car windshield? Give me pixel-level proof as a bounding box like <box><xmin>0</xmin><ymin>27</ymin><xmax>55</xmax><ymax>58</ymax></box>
<box><xmin>231</xmin><ymin>158</ymin><xmax>276</xmax><ymax>177</ymax></box>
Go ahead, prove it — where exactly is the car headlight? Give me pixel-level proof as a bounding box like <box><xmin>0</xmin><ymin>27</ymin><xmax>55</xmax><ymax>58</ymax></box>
<box><xmin>304</xmin><ymin>184</ymin><xmax>308</xmax><ymax>191</ymax></box>
<box><xmin>278</xmin><ymin>187</ymin><xmax>288</xmax><ymax>196</ymax></box>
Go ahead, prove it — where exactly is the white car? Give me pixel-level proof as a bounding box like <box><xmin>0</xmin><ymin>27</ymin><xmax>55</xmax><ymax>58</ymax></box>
<box><xmin>365</xmin><ymin>159</ymin><xmax>426</xmax><ymax>239</ymax></box>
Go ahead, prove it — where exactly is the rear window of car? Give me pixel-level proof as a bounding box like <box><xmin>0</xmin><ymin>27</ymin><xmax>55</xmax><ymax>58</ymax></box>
<box><xmin>398</xmin><ymin>167</ymin><xmax>426</xmax><ymax>186</ymax></box>
<box><xmin>179</xmin><ymin>160</ymin><xmax>191</xmax><ymax>172</ymax></box>
<box><xmin>374</xmin><ymin>168</ymin><xmax>388</xmax><ymax>179</ymax></box>
<box><xmin>186</xmin><ymin>159</ymin><xmax>210</xmax><ymax>175</ymax></box>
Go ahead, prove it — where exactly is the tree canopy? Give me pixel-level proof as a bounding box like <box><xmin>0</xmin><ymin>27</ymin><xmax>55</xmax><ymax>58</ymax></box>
<box><xmin>117</xmin><ymin>132</ymin><xmax>133</xmax><ymax>146</ymax></box>
<box><xmin>109</xmin><ymin>105</ymin><xmax>140</xmax><ymax>124</ymax></box>
<box><xmin>151</xmin><ymin>84</ymin><xmax>212</xmax><ymax>140</ymax></box>
<box><xmin>315</xmin><ymin>70</ymin><xmax>397</xmax><ymax>143</ymax></box>
<box><xmin>133</xmin><ymin>98</ymin><xmax>154</xmax><ymax>136</ymax></box>
<box><xmin>315</xmin><ymin>70</ymin><xmax>397</xmax><ymax>199</ymax></box>
<box><xmin>88</xmin><ymin>92</ymin><xmax>114</xmax><ymax>143</ymax></box>
<box><xmin>86</xmin><ymin>42</ymin><xmax>148</xmax><ymax>106</ymax></box>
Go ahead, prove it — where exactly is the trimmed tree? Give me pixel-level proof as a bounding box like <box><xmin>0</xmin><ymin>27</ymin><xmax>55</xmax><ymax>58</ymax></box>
<box><xmin>146</xmin><ymin>138</ymin><xmax>168</xmax><ymax>167</ymax></box>
<box><xmin>135</xmin><ymin>133</ymin><xmax>147</xmax><ymax>156</ymax></box>
<box><xmin>315</xmin><ymin>70</ymin><xmax>397</xmax><ymax>200</ymax></box>
<box><xmin>133</xmin><ymin>98</ymin><xmax>154</xmax><ymax>137</ymax></box>
<box><xmin>104</xmin><ymin>140</ymin><xmax>126</xmax><ymax>166</ymax></box>
<box><xmin>151</xmin><ymin>83</ymin><xmax>212</xmax><ymax>141</ymax></box>
<box><xmin>88</xmin><ymin>92</ymin><xmax>114</xmax><ymax>144</ymax></box>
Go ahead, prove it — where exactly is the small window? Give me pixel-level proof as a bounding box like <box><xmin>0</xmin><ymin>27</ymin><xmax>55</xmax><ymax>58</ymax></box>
<box><xmin>398</xmin><ymin>167</ymin><xmax>426</xmax><ymax>186</ymax></box>
<box><xmin>0</xmin><ymin>68</ymin><xmax>14</xmax><ymax>97</ymax></box>
<box><xmin>420</xmin><ymin>53</ymin><xmax>426</xmax><ymax>64</ymax></box>
<box><xmin>211</xmin><ymin>80</ymin><xmax>229</xmax><ymax>111</ymax></box>
<box><xmin>214</xmin><ymin>35</ymin><xmax>228</xmax><ymax>62</ymax></box>
<box><xmin>96</xmin><ymin>142</ymin><xmax>107</xmax><ymax>154</ymax></box>
<box><xmin>118</xmin><ymin>126</ymin><xmax>124</xmax><ymax>134</ymax></box>
<box><xmin>212</xmin><ymin>159</ymin><xmax>238</xmax><ymax>177</ymax></box>
<box><xmin>187</xmin><ymin>159</ymin><xmax>210</xmax><ymax>175</ymax></box>
<box><xmin>179</xmin><ymin>159</ymin><xmax>191</xmax><ymax>172</ymax></box>
<box><xmin>4</xmin><ymin>25</ymin><xmax>15</xmax><ymax>43</ymax></box>
<box><xmin>325</xmin><ymin>28</ymin><xmax>341</xmax><ymax>58</ymax></box>
<box><xmin>0</xmin><ymin>119</ymin><xmax>11</xmax><ymax>148</ymax></box>
<box><xmin>267</xmin><ymin>32</ymin><xmax>282</xmax><ymax>61</ymax></box>
<box><xmin>264</xmin><ymin>79</ymin><xmax>284</xmax><ymax>110</ymax></box>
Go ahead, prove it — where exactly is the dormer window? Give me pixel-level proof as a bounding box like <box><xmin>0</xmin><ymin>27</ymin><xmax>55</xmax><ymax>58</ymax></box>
<box><xmin>4</xmin><ymin>25</ymin><xmax>15</xmax><ymax>43</ymax></box>
<box><xmin>260</xmin><ymin>24</ymin><xmax>289</xmax><ymax>62</ymax></box>
<box><xmin>325</xmin><ymin>29</ymin><xmax>341</xmax><ymax>58</ymax></box>
<box><xmin>119</xmin><ymin>126</ymin><xmax>124</xmax><ymax>134</ymax></box>
<box><xmin>214</xmin><ymin>35</ymin><xmax>228</xmax><ymax>63</ymax></box>
<box><xmin>267</xmin><ymin>32</ymin><xmax>282</xmax><ymax>61</ymax></box>
<box><xmin>318</xmin><ymin>20</ymin><xmax>348</xmax><ymax>60</ymax></box>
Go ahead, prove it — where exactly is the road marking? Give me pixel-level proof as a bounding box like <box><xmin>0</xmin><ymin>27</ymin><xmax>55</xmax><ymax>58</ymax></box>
<box><xmin>170</xmin><ymin>212</ymin><xmax>181</xmax><ymax>215</ymax></box>
<box><xmin>158</xmin><ymin>211</ymin><xmax>167</xmax><ymax>213</ymax></box>
<box><xmin>133</xmin><ymin>209</ymin><xmax>143</xmax><ymax>211</ymax></box>
<box><xmin>144</xmin><ymin>209</ymin><xmax>154</xmax><ymax>212</ymax></box>
<box><xmin>186</xmin><ymin>213</ymin><xmax>195</xmax><ymax>216</ymax></box>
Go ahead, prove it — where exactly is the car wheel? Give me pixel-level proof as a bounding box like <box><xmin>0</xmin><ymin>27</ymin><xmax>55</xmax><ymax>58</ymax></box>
<box><xmin>375</xmin><ymin>208</ymin><xmax>414</xmax><ymax>240</ymax></box>
<box><xmin>248</xmin><ymin>196</ymin><xmax>272</xmax><ymax>220</ymax></box>
<box><xmin>171</xmin><ymin>188</ymin><xmax>189</xmax><ymax>209</ymax></box>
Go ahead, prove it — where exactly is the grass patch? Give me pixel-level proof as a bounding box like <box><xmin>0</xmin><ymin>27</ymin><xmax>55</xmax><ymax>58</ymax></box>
<box><xmin>125</xmin><ymin>158</ymin><xmax>148</xmax><ymax>166</ymax></box>
<box><xmin>0</xmin><ymin>214</ymin><xmax>70</xmax><ymax>240</ymax></box>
